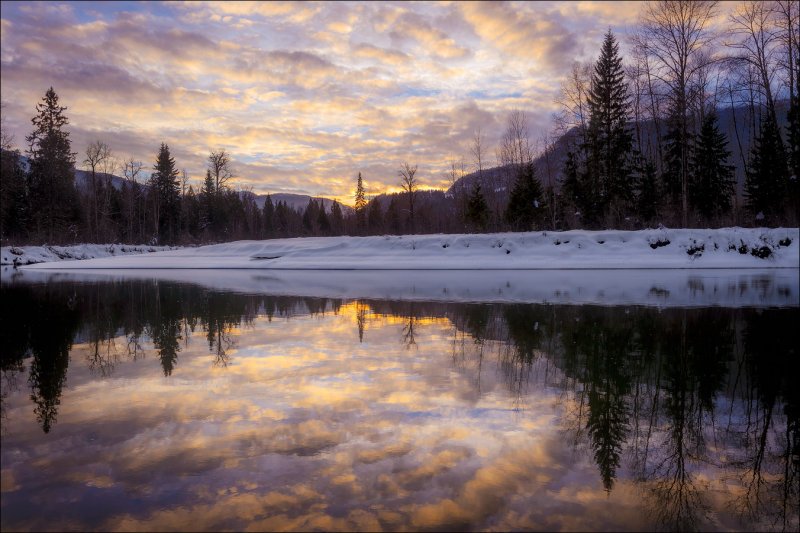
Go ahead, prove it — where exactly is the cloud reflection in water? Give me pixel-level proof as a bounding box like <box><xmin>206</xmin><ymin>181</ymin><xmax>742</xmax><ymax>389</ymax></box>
<box><xmin>0</xmin><ymin>281</ymin><xmax>797</xmax><ymax>531</ymax></box>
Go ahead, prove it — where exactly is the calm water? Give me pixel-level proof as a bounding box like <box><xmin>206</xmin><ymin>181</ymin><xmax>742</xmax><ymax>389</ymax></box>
<box><xmin>1</xmin><ymin>274</ymin><xmax>798</xmax><ymax>531</ymax></box>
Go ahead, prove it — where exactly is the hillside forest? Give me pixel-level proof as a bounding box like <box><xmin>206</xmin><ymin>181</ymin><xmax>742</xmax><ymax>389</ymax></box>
<box><xmin>1</xmin><ymin>0</ymin><xmax>798</xmax><ymax>246</ymax></box>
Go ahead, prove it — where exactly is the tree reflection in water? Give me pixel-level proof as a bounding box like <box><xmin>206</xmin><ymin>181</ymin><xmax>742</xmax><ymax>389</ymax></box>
<box><xmin>1</xmin><ymin>278</ymin><xmax>797</xmax><ymax>530</ymax></box>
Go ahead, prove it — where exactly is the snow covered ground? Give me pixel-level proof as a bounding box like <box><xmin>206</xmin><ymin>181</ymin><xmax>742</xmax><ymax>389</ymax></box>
<box><xmin>14</xmin><ymin>227</ymin><xmax>799</xmax><ymax>270</ymax></box>
<box><xmin>0</xmin><ymin>243</ymin><xmax>179</xmax><ymax>267</ymax></box>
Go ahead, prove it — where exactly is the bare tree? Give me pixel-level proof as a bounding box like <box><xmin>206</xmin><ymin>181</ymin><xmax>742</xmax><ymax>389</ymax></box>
<box><xmin>208</xmin><ymin>148</ymin><xmax>234</xmax><ymax>192</ymax></box>
<box><xmin>773</xmin><ymin>0</ymin><xmax>799</xmax><ymax>104</ymax></box>
<box><xmin>447</xmin><ymin>155</ymin><xmax>466</xmax><ymax>228</ymax></box>
<box><xmin>728</xmin><ymin>1</ymin><xmax>782</xmax><ymax>127</ymax></box>
<box><xmin>398</xmin><ymin>162</ymin><xmax>418</xmax><ymax>233</ymax></box>
<box><xmin>0</xmin><ymin>102</ymin><xmax>14</xmax><ymax>151</ymax></box>
<box><xmin>84</xmin><ymin>140</ymin><xmax>112</xmax><ymax>241</ymax></box>
<box><xmin>498</xmin><ymin>109</ymin><xmax>533</xmax><ymax>171</ymax></box>
<box><xmin>553</xmin><ymin>62</ymin><xmax>593</xmax><ymax>146</ymax></box>
<box><xmin>121</xmin><ymin>156</ymin><xmax>144</xmax><ymax>241</ymax></box>
<box><xmin>638</xmin><ymin>0</ymin><xmax>719</xmax><ymax>226</ymax></box>
<box><xmin>470</xmin><ymin>127</ymin><xmax>486</xmax><ymax>180</ymax></box>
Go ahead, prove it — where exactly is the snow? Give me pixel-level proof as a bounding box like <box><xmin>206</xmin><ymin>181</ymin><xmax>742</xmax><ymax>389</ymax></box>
<box><xmin>0</xmin><ymin>244</ymin><xmax>179</xmax><ymax>267</ymax></box>
<box><xmin>14</xmin><ymin>227</ymin><xmax>798</xmax><ymax>271</ymax></box>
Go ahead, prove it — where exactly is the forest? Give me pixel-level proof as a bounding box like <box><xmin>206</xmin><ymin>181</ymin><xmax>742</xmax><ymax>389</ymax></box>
<box><xmin>0</xmin><ymin>0</ymin><xmax>797</xmax><ymax>246</ymax></box>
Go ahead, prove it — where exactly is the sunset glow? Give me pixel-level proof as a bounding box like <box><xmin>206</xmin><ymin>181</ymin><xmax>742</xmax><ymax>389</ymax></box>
<box><xmin>0</xmin><ymin>1</ymin><xmax>652</xmax><ymax>202</ymax></box>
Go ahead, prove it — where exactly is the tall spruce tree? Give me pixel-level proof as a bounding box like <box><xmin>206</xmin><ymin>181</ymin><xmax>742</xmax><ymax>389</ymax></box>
<box><xmin>585</xmin><ymin>30</ymin><xmax>634</xmax><ymax>224</ymax></box>
<box><xmin>504</xmin><ymin>161</ymin><xmax>544</xmax><ymax>231</ymax></box>
<box><xmin>26</xmin><ymin>87</ymin><xmax>79</xmax><ymax>243</ymax></box>
<box><xmin>745</xmin><ymin>112</ymin><xmax>789</xmax><ymax>220</ymax></box>
<box><xmin>354</xmin><ymin>172</ymin><xmax>367</xmax><ymax>231</ymax></box>
<box><xmin>150</xmin><ymin>143</ymin><xmax>180</xmax><ymax>243</ymax></box>
<box><xmin>690</xmin><ymin>112</ymin><xmax>734</xmax><ymax>220</ymax></box>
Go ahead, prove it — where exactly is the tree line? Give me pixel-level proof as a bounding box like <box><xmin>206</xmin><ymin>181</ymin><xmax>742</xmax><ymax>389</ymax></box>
<box><xmin>1</xmin><ymin>1</ymin><xmax>798</xmax><ymax>246</ymax></box>
<box><xmin>449</xmin><ymin>1</ymin><xmax>798</xmax><ymax>232</ymax></box>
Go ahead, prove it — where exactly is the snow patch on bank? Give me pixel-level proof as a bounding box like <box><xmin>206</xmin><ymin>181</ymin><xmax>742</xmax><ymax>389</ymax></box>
<box><xmin>1</xmin><ymin>244</ymin><xmax>180</xmax><ymax>267</ymax></box>
<box><xmin>17</xmin><ymin>227</ymin><xmax>799</xmax><ymax>271</ymax></box>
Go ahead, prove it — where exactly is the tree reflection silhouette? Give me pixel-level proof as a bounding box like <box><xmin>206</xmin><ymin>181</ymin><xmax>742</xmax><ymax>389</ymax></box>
<box><xmin>1</xmin><ymin>279</ymin><xmax>797</xmax><ymax>530</ymax></box>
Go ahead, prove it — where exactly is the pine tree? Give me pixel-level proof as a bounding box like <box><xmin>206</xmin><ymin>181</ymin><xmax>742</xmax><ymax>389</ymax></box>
<box><xmin>662</xmin><ymin>114</ymin><xmax>692</xmax><ymax>219</ymax></box>
<box><xmin>635</xmin><ymin>157</ymin><xmax>660</xmax><ymax>224</ymax></box>
<box><xmin>354</xmin><ymin>172</ymin><xmax>367</xmax><ymax>231</ymax></box>
<box><xmin>0</xmin><ymin>146</ymin><xmax>28</xmax><ymax>239</ymax></box>
<box><xmin>690</xmin><ymin>112</ymin><xmax>734</xmax><ymax>220</ymax></box>
<box><xmin>26</xmin><ymin>87</ymin><xmax>79</xmax><ymax>243</ymax></box>
<box><xmin>263</xmin><ymin>194</ymin><xmax>275</xmax><ymax>238</ymax></box>
<box><xmin>585</xmin><ymin>30</ymin><xmax>634</xmax><ymax>224</ymax></box>
<box><xmin>200</xmin><ymin>169</ymin><xmax>216</xmax><ymax>235</ymax></box>
<box><xmin>561</xmin><ymin>148</ymin><xmax>583</xmax><ymax>227</ymax></box>
<box><xmin>787</xmin><ymin>52</ymin><xmax>800</xmax><ymax>211</ymax></box>
<box><xmin>150</xmin><ymin>143</ymin><xmax>180</xmax><ymax>243</ymax></box>
<box><xmin>504</xmin><ymin>162</ymin><xmax>545</xmax><ymax>231</ymax></box>
<box><xmin>385</xmin><ymin>195</ymin><xmax>401</xmax><ymax>234</ymax></box>
<box><xmin>465</xmin><ymin>182</ymin><xmax>489</xmax><ymax>232</ymax></box>
<box><xmin>330</xmin><ymin>200</ymin><xmax>344</xmax><ymax>235</ymax></box>
<box><xmin>745</xmin><ymin>112</ymin><xmax>789</xmax><ymax>220</ymax></box>
<box><xmin>367</xmin><ymin>198</ymin><xmax>383</xmax><ymax>234</ymax></box>
<box><xmin>302</xmin><ymin>198</ymin><xmax>318</xmax><ymax>235</ymax></box>
<box><xmin>317</xmin><ymin>200</ymin><xmax>331</xmax><ymax>235</ymax></box>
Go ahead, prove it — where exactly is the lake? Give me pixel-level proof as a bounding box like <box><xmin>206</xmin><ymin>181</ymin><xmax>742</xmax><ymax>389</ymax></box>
<box><xmin>1</xmin><ymin>269</ymin><xmax>798</xmax><ymax>531</ymax></box>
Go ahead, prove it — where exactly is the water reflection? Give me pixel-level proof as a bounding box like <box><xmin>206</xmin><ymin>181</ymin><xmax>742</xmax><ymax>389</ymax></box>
<box><xmin>0</xmin><ymin>278</ymin><xmax>797</xmax><ymax>531</ymax></box>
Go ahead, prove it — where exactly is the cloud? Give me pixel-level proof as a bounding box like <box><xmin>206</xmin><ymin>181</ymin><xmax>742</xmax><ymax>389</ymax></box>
<box><xmin>0</xmin><ymin>0</ymin><xmax>643</xmax><ymax>199</ymax></box>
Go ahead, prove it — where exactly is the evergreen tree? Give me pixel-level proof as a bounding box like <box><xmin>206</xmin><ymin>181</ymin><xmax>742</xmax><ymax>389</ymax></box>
<box><xmin>200</xmin><ymin>169</ymin><xmax>216</xmax><ymax>236</ymax></box>
<box><xmin>585</xmin><ymin>30</ymin><xmax>634</xmax><ymax>224</ymax></box>
<box><xmin>330</xmin><ymin>200</ymin><xmax>344</xmax><ymax>235</ymax></box>
<box><xmin>182</xmin><ymin>185</ymin><xmax>200</xmax><ymax>238</ymax></box>
<box><xmin>263</xmin><ymin>194</ymin><xmax>275</xmax><ymax>238</ymax></box>
<box><xmin>0</xmin><ymin>145</ymin><xmax>28</xmax><ymax>240</ymax></box>
<box><xmin>787</xmin><ymin>52</ymin><xmax>800</xmax><ymax>210</ymax></box>
<box><xmin>25</xmin><ymin>87</ymin><xmax>80</xmax><ymax>243</ymax></box>
<box><xmin>385</xmin><ymin>195</ymin><xmax>401</xmax><ymax>234</ymax></box>
<box><xmin>465</xmin><ymin>182</ymin><xmax>489</xmax><ymax>232</ymax></box>
<box><xmin>150</xmin><ymin>143</ymin><xmax>180</xmax><ymax>243</ymax></box>
<box><xmin>367</xmin><ymin>198</ymin><xmax>383</xmax><ymax>234</ymax></box>
<box><xmin>354</xmin><ymin>172</ymin><xmax>367</xmax><ymax>231</ymax></box>
<box><xmin>504</xmin><ymin>162</ymin><xmax>545</xmax><ymax>231</ymax></box>
<box><xmin>302</xmin><ymin>198</ymin><xmax>318</xmax><ymax>235</ymax></box>
<box><xmin>662</xmin><ymin>115</ymin><xmax>692</xmax><ymax>217</ymax></box>
<box><xmin>561</xmin><ymin>148</ymin><xmax>584</xmax><ymax>227</ymax></box>
<box><xmin>275</xmin><ymin>200</ymin><xmax>289</xmax><ymax>237</ymax></box>
<box><xmin>690</xmin><ymin>112</ymin><xmax>735</xmax><ymax>220</ymax></box>
<box><xmin>635</xmin><ymin>157</ymin><xmax>660</xmax><ymax>224</ymax></box>
<box><xmin>317</xmin><ymin>200</ymin><xmax>331</xmax><ymax>235</ymax></box>
<box><xmin>745</xmin><ymin>112</ymin><xmax>789</xmax><ymax>220</ymax></box>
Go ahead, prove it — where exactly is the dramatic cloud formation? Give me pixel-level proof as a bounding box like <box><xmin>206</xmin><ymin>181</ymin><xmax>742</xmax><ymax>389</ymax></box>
<box><xmin>1</xmin><ymin>1</ymin><xmax>645</xmax><ymax>202</ymax></box>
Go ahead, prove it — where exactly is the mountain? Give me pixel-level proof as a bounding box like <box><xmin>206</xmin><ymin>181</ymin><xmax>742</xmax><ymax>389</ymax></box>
<box><xmin>245</xmin><ymin>192</ymin><xmax>354</xmax><ymax>214</ymax></box>
<box><xmin>447</xmin><ymin>100</ymin><xmax>792</xmax><ymax>200</ymax></box>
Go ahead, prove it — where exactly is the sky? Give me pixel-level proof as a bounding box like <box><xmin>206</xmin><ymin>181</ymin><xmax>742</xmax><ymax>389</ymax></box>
<box><xmin>0</xmin><ymin>1</ymin><xmax>650</xmax><ymax>203</ymax></box>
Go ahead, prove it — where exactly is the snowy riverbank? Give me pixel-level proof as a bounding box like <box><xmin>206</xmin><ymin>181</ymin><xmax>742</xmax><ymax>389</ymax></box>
<box><xmin>0</xmin><ymin>244</ymin><xmax>180</xmax><ymax>267</ymax></box>
<box><xmin>15</xmin><ymin>227</ymin><xmax>799</xmax><ymax>270</ymax></box>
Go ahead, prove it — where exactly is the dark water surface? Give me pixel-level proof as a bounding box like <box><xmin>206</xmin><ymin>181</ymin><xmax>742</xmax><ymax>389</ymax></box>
<box><xmin>1</xmin><ymin>274</ymin><xmax>798</xmax><ymax>531</ymax></box>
